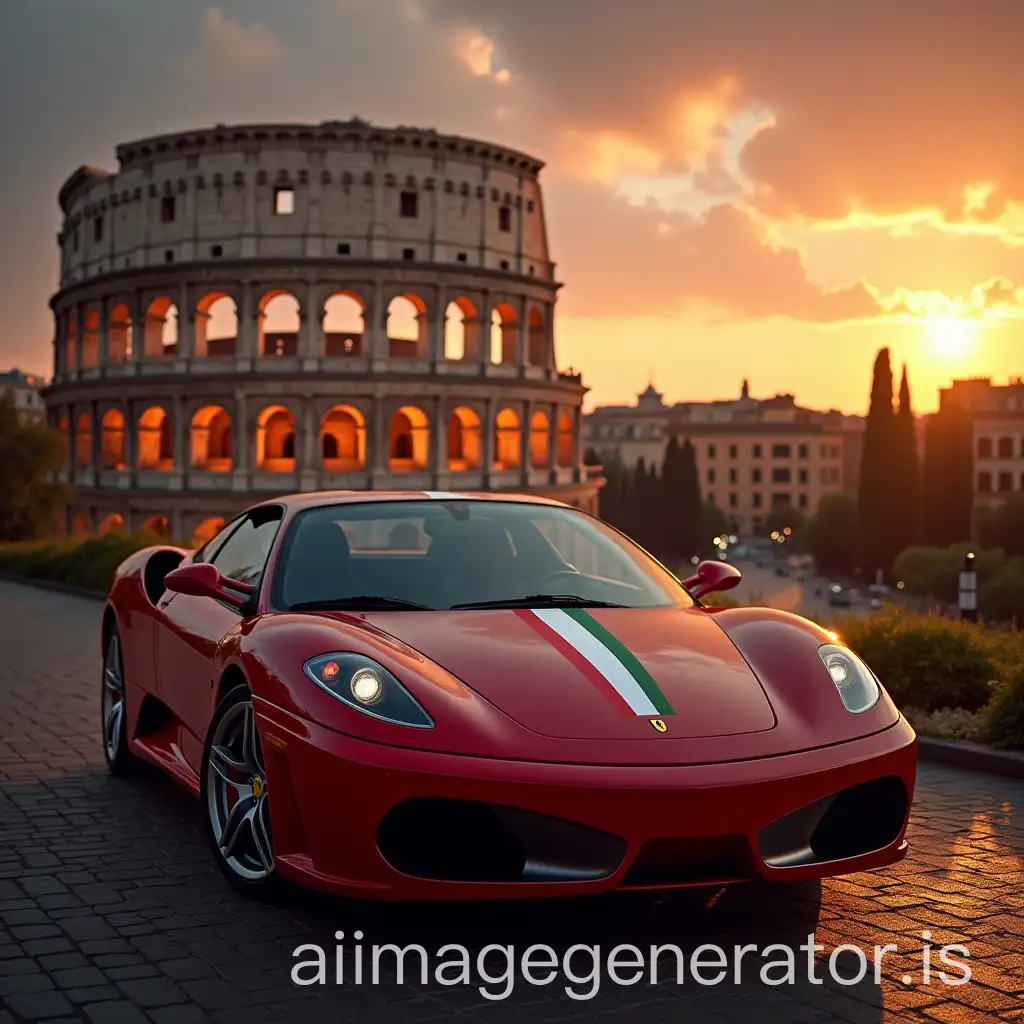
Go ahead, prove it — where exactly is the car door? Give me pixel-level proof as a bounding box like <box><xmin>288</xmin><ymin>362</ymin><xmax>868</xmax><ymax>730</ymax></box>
<box><xmin>155</xmin><ymin>506</ymin><xmax>283</xmax><ymax>770</ymax></box>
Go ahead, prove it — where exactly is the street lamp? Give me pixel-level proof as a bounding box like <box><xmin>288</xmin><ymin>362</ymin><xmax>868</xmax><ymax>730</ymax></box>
<box><xmin>958</xmin><ymin>552</ymin><xmax>977</xmax><ymax>622</ymax></box>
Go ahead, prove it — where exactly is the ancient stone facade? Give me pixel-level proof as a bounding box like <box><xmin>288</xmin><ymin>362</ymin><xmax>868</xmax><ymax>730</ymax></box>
<box><xmin>43</xmin><ymin>120</ymin><xmax>599</xmax><ymax>544</ymax></box>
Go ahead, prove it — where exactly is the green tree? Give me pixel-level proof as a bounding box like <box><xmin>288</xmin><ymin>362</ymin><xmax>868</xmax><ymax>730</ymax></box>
<box><xmin>891</xmin><ymin>364</ymin><xmax>921</xmax><ymax>556</ymax></box>
<box><xmin>858</xmin><ymin>348</ymin><xmax>898</xmax><ymax>578</ymax></box>
<box><xmin>807</xmin><ymin>493</ymin><xmax>858</xmax><ymax>576</ymax></box>
<box><xmin>0</xmin><ymin>395</ymin><xmax>71</xmax><ymax>541</ymax></box>
<box><xmin>703</xmin><ymin>498</ymin><xmax>729</xmax><ymax>549</ymax></box>
<box><xmin>977</xmin><ymin>492</ymin><xmax>1024</xmax><ymax>556</ymax></box>
<box><xmin>676</xmin><ymin>438</ymin><xmax>705</xmax><ymax>561</ymax></box>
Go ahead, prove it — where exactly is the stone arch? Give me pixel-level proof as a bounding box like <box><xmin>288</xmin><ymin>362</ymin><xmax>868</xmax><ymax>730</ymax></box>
<box><xmin>259</xmin><ymin>289</ymin><xmax>300</xmax><ymax>357</ymax></box>
<box><xmin>81</xmin><ymin>308</ymin><xmax>101</xmax><ymax>369</ymax></box>
<box><xmin>530</xmin><ymin>410</ymin><xmax>550</xmax><ymax>468</ymax></box>
<box><xmin>144</xmin><ymin>297</ymin><xmax>178</xmax><ymax>359</ymax></box>
<box><xmin>192</xmin><ymin>517</ymin><xmax>225</xmax><ymax>548</ymax></box>
<box><xmin>256</xmin><ymin>404</ymin><xmax>296</xmax><ymax>471</ymax></box>
<box><xmin>98</xmin><ymin>512</ymin><xmax>124</xmax><ymax>534</ymax></box>
<box><xmin>494</xmin><ymin>408</ymin><xmax>521</xmax><ymax>469</ymax></box>
<box><xmin>490</xmin><ymin>302</ymin><xmax>518</xmax><ymax>365</ymax></box>
<box><xmin>444</xmin><ymin>297</ymin><xmax>480</xmax><ymax>361</ymax></box>
<box><xmin>527</xmin><ymin>306</ymin><xmax>547</xmax><ymax>366</ymax></box>
<box><xmin>195</xmin><ymin>292</ymin><xmax>238</xmax><ymax>358</ymax></box>
<box><xmin>58</xmin><ymin>414</ymin><xmax>70</xmax><ymax>468</ymax></box>
<box><xmin>100</xmin><ymin>408</ymin><xmax>125</xmax><ymax>470</ymax></box>
<box><xmin>142</xmin><ymin>515</ymin><xmax>170</xmax><ymax>538</ymax></box>
<box><xmin>137</xmin><ymin>406</ymin><xmax>173</xmax><ymax>470</ymax></box>
<box><xmin>387</xmin><ymin>293</ymin><xmax>428</xmax><ymax>359</ymax></box>
<box><xmin>389</xmin><ymin>405</ymin><xmax>429</xmax><ymax>470</ymax></box>
<box><xmin>321</xmin><ymin>405</ymin><xmax>366</xmax><ymax>470</ymax></box>
<box><xmin>64</xmin><ymin>310</ymin><xmax>78</xmax><ymax>372</ymax></box>
<box><xmin>323</xmin><ymin>290</ymin><xmax>366</xmax><ymax>356</ymax></box>
<box><xmin>557</xmin><ymin>411</ymin><xmax>574</xmax><ymax>467</ymax></box>
<box><xmin>107</xmin><ymin>303</ymin><xmax>132</xmax><ymax>363</ymax></box>
<box><xmin>71</xmin><ymin>511</ymin><xmax>90</xmax><ymax>536</ymax></box>
<box><xmin>74</xmin><ymin>411</ymin><xmax>93</xmax><ymax>469</ymax></box>
<box><xmin>447</xmin><ymin>406</ymin><xmax>481</xmax><ymax>471</ymax></box>
<box><xmin>190</xmin><ymin>404</ymin><xmax>232</xmax><ymax>471</ymax></box>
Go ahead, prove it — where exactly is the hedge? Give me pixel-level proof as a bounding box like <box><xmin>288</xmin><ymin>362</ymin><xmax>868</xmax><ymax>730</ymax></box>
<box><xmin>837</xmin><ymin>605</ymin><xmax>1024</xmax><ymax>750</ymax></box>
<box><xmin>0</xmin><ymin>531</ymin><xmax>163</xmax><ymax>594</ymax></box>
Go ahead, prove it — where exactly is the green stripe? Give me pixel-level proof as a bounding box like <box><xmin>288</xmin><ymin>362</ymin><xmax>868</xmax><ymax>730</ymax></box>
<box><xmin>564</xmin><ymin>608</ymin><xmax>674</xmax><ymax>716</ymax></box>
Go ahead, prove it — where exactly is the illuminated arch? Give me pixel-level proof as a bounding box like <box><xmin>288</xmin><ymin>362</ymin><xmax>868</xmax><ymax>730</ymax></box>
<box><xmin>490</xmin><ymin>303</ymin><xmax>518</xmax><ymax>365</ymax></box>
<box><xmin>64</xmin><ymin>310</ymin><xmax>78</xmax><ymax>372</ymax></box>
<box><xmin>324</xmin><ymin>290</ymin><xmax>366</xmax><ymax>356</ymax></box>
<box><xmin>144</xmin><ymin>297</ymin><xmax>178</xmax><ymax>359</ymax></box>
<box><xmin>557</xmin><ymin>412</ymin><xmax>575</xmax><ymax>467</ymax></box>
<box><xmin>71</xmin><ymin>512</ymin><xmax>89</xmax><ymax>536</ymax></box>
<box><xmin>447</xmin><ymin>407</ymin><xmax>481</xmax><ymax>471</ymax></box>
<box><xmin>256</xmin><ymin>405</ymin><xmax>296</xmax><ymax>471</ymax></box>
<box><xmin>530</xmin><ymin>410</ymin><xmax>550</xmax><ymax>469</ymax></box>
<box><xmin>195</xmin><ymin>292</ymin><xmax>237</xmax><ymax>358</ymax></box>
<box><xmin>192</xmin><ymin>517</ymin><xmax>225</xmax><ymax>548</ymax></box>
<box><xmin>389</xmin><ymin>405</ymin><xmax>429</xmax><ymax>470</ymax></box>
<box><xmin>137</xmin><ymin>406</ymin><xmax>172</xmax><ymax>470</ymax></box>
<box><xmin>259</xmin><ymin>289</ymin><xmax>300</xmax><ymax>357</ymax></box>
<box><xmin>80</xmin><ymin>308</ymin><xmax>100</xmax><ymax>369</ymax></box>
<box><xmin>494</xmin><ymin>408</ymin><xmax>521</xmax><ymax>470</ymax></box>
<box><xmin>321</xmin><ymin>405</ymin><xmax>366</xmax><ymax>470</ymax></box>
<box><xmin>444</xmin><ymin>297</ymin><xmax>479</xmax><ymax>361</ymax></box>
<box><xmin>100</xmin><ymin>409</ymin><xmax>125</xmax><ymax>470</ymax></box>
<box><xmin>387</xmin><ymin>294</ymin><xmax>428</xmax><ymax>358</ymax></box>
<box><xmin>190</xmin><ymin>405</ymin><xmax>232</xmax><ymax>471</ymax></box>
<box><xmin>98</xmin><ymin>512</ymin><xmax>124</xmax><ymax>534</ymax></box>
<box><xmin>107</xmin><ymin>303</ymin><xmax>132</xmax><ymax>363</ymax></box>
<box><xmin>527</xmin><ymin>306</ymin><xmax>546</xmax><ymax>366</ymax></box>
<box><xmin>74</xmin><ymin>412</ymin><xmax>93</xmax><ymax>469</ymax></box>
<box><xmin>142</xmin><ymin>515</ymin><xmax>170</xmax><ymax>538</ymax></box>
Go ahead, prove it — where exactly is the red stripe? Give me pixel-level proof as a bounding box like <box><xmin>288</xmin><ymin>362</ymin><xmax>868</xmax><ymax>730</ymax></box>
<box><xmin>514</xmin><ymin>609</ymin><xmax>634</xmax><ymax>717</ymax></box>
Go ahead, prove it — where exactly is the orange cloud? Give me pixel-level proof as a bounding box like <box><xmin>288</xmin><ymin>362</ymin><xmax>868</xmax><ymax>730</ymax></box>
<box><xmin>175</xmin><ymin>7</ymin><xmax>283</xmax><ymax>77</ymax></box>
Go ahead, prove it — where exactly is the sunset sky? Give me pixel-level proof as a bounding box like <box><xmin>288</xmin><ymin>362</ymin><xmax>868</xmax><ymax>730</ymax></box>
<box><xmin>2</xmin><ymin>0</ymin><xmax>1023</xmax><ymax>413</ymax></box>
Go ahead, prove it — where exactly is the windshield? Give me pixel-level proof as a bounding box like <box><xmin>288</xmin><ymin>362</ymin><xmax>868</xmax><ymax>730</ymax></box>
<box><xmin>272</xmin><ymin>500</ymin><xmax>693</xmax><ymax>611</ymax></box>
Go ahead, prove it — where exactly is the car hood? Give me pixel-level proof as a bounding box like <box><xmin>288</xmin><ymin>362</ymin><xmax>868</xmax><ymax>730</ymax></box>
<box><xmin>365</xmin><ymin>607</ymin><xmax>776</xmax><ymax>741</ymax></box>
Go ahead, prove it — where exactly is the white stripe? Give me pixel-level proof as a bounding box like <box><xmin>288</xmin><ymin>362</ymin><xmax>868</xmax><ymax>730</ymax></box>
<box><xmin>423</xmin><ymin>491</ymin><xmax>469</xmax><ymax>500</ymax></box>
<box><xmin>530</xmin><ymin>608</ymin><xmax>659</xmax><ymax>716</ymax></box>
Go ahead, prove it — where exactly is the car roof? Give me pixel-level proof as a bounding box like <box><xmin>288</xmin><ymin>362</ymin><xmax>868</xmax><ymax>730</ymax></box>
<box><xmin>261</xmin><ymin>490</ymin><xmax>573</xmax><ymax>515</ymax></box>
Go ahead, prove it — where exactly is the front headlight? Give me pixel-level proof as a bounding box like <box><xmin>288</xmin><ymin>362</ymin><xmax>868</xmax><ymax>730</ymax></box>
<box><xmin>817</xmin><ymin>643</ymin><xmax>880</xmax><ymax>714</ymax></box>
<box><xmin>303</xmin><ymin>653</ymin><xmax>434</xmax><ymax>728</ymax></box>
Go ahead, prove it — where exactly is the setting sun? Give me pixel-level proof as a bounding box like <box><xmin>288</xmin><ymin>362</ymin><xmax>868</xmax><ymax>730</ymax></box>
<box><xmin>923</xmin><ymin>315</ymin><xmax>977</xmax><ymax>357</ymax></box>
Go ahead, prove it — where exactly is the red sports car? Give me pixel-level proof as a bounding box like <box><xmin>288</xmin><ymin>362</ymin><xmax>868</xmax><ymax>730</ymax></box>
<box><xmin>101</xmin><ymin>491</ymin><xmax>916</xmax><ymax>899</ymax></box>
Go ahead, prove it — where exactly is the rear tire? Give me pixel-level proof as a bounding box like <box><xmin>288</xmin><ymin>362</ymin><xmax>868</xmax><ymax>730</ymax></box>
<box><xmin>200</xmin><ymin>683</ymin><xmax>279</xmax><ymax>895</ymax></box>
<box><xmin>102</xmin><ymin>627</ymin><xmax>137</xmax><ymax>775</ymax></box>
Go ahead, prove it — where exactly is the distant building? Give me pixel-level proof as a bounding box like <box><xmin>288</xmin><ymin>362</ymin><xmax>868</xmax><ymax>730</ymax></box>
<box><xmin>939</xmin><ymin>376</ymin><xmax>1024</xmax><ymax>521</ymax></box>
<box><xmin>0</xmin><ymin>369</ymin><xmax>46</xmax><ymax>421</ymax></box>
<box><xmin>584</xmin><ymin>380</ymin><xmax>864</xmax><ymax>535</ymax></box>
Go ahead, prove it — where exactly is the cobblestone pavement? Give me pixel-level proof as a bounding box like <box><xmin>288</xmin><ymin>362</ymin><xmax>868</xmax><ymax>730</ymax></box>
<box><xmin>0</xmin><ymin>579</ymin><xmax>1021</xmax><ymax>1024</ymax></box>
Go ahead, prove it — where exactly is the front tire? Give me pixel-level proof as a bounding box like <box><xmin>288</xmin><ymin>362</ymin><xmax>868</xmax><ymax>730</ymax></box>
<box><xmin>200</xmin><ymin>684</ymin><xmax>278</xmax><ymax>894</ymax></box>
<box><xmin>102</xmin><ymin>627</ymin><xmax>136</xmax><ymax>775</ymax></box>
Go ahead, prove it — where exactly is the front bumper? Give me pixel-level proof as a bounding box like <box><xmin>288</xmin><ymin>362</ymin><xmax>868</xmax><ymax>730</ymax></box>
<box><xmin>254</xmin><ymin>699</ymin><xmax>917</xmax><ymax>901</ymax></box>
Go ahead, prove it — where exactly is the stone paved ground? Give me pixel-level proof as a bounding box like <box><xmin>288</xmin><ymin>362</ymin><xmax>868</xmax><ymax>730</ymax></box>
<box><xmin>0</xmin><ymin>579</ymin><xmax>1021</xmax><ymax>1024</ymax></box>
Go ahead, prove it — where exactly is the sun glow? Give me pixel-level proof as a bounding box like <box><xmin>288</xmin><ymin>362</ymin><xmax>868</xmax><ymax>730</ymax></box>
<box><xmin>924</xmin><ymin>316</ymin><xmax>977</xmax><ymax>357</ymax></box>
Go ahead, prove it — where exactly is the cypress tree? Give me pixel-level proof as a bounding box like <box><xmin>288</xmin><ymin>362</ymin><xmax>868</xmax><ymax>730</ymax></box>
<box><xmin>921</xmin><ymin>397</ymin><xmax>973</xmax><ymax>546</ymax></box>
<box><xmin>891</xmin><ymin>364</ymin><xmax>921</xmax><ymax>559</ymax></box>
<box><xmin>677</xmin><ymin>438</ymin><xmax>704</xmax><ymax>561</ymax></box>
<box><xmin>857</xmin><ymin>348</ymin><xmax>895</xmax><ymax>579</ymax></box>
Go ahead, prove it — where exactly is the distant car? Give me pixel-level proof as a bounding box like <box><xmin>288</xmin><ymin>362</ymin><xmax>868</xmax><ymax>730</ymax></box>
<box><xmin>869</xmin><ymin>597</ymin><xmax>883</xmax><ymax>611</ymax></box>
<box><xmin>829</xmin><ymin>584</ymin><xmax>852</xmax><ymax>608</ymax></box>
<box><xmin>100</xmin><ymin>491</ymin><xmax>915</xmax><ymax>900</ymax></box>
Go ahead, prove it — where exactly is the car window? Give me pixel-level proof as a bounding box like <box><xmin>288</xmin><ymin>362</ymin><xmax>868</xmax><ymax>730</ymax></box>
<box><xmin>273</xmin><ymin>500</ymin><xmax>692</xmax><ymax>611</ymax></box>
<box><xmin>194</xmin><ymin>516</ymin><xmax>244</xmax><ymax>563</ymax></box>
<box><xmin>209</xmin><ymin>510</ymin><xmax>282</xmax><ymax>589</ymax></box>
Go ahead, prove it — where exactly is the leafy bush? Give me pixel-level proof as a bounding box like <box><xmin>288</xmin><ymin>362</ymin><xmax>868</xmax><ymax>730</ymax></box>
<box><xmin>836</xmin><ymin>605</ymin><xmax>1024</xmax><ymax>748</ymax></box>
<box><xmin>984</xmin><ymin>667</ymin><xmax>1024</xmax><ymax>750</ymax></box>
<box><xmin>0</xmin><ymin>531</ymin><xmax>162</xmax><ymax>593</ymax></box>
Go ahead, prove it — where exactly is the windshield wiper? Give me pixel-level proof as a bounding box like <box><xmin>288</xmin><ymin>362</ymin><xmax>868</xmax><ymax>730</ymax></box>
<box><xmin>289</xmin><ymin>596</ymin><xmax>431</xmax><ymax>611</ymax></box>
<box><xmin>451</xmin><ymin>595</ymin><xmax>629</xmax><ymax>610</ymax></box>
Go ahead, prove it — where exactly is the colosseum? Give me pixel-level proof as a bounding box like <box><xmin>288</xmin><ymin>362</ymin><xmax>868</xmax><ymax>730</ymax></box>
<box><xmin>43</xmin><ymin>119</ymin><xmax>600</xmax><ymax>547</ymax></box>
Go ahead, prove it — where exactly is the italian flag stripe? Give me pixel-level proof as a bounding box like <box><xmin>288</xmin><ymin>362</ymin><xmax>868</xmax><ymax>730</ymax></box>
<box><xmin>519</xmin><ymin>608</ymin><xmax>674</xmax><ymax>717</ymax></box>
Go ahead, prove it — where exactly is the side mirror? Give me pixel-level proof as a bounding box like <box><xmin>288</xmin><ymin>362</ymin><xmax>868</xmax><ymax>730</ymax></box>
<box><xmin>164</xmin><ymin>562</ymin><xmax>253</xmax><ymax>609</ymax></box>
<box><xmin>682</xmin><ymin>559</ymin><xmax>742</xmax><ymax>602</ymax></box>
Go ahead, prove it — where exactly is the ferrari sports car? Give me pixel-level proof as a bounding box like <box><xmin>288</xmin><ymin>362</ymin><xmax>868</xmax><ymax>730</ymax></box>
<box><xmin>101</xmin><ymin>491</ymin><xmax>917</xmax><ymax>899</ymax></box>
